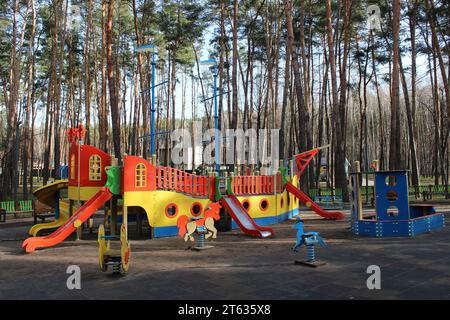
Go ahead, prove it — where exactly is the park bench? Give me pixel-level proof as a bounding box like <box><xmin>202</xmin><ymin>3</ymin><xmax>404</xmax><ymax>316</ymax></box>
<box><xmin>0</xmin><ymin>201</ymin><xmax>16</xmax><ymax>220</ymax></box>
<box><xmin>309</xmin><ymin>188</ymin><xmax>342</xmax><ymax>197</ymax></box>
<box><xmin>313</xmin><ymin>195</ymin><xmax>344</xmax><ymax>209</ymax></box>
<box><xmin>309</xmin><ymin>188</ymin><xmax>344</xmax><ymax>209</ymax></box>
<box><xmin>422</xmin><ymin>185</ymin><xmax>450</xmax><ymax>201</ymax></box>
<box><xmin>33</xmin><ymin>200</ymin><xmax>55</xmax><ymax>225</ymax></box>
<box><xmin>0</xmin><ymin>200</ymin><xmax>34</xmax><ymax>220</ymax></box>
<box><xmin>0</xmin><ymin>200</ymin><xmax>33</xmax><ymax>221</ymax></box>
<box><xmin>34</xmin><ymin>213</ymin><xmax>55</xmax><ymax>224</ymax></box>
<box><xmin>15</xmin><ymin>200</ymin><xmax>34</xmax><ymax>218</ymax></box>
<box><xmin>409</xmin><ymin>186</ymin><xmax>423</xmax><ymax>199</ymax></box>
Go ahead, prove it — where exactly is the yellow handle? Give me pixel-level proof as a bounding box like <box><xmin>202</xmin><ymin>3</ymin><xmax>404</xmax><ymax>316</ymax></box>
<box><xmin>74</xmin><ymin>219</ymin><xmax>82</xmax><ymax>228</ymax></box>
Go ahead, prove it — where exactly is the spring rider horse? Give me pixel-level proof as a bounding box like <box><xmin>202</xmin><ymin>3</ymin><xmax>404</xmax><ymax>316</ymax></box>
<box><xmin>292</xmin><ymin>217</ymin><xmax>327</xmax><ymax>267</ymax></box>
<box><xmin>177</xmin><ymin>202</ymin><xmax>222</xmax><ymax>251</ymax></box>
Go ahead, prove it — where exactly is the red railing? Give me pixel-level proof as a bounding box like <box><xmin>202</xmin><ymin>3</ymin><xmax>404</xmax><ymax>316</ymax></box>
<box><xmin>276</xmin><ymin>172</ymin><xmax>283</xmax><ymax>193</ymax></box>
<box><xmin>156</xmin><ymin>166</ymin><xmax>210</xmax><ymax>197</ymax></box>
<box><xmin>154</xmin><ymin>165</ymin><xmax>283</xmax><ymax>197</ymax></box>
<box><xmin>232</xmin><ymin>173</ymin><xmax>283</xmax><ymax>195</ymax></box>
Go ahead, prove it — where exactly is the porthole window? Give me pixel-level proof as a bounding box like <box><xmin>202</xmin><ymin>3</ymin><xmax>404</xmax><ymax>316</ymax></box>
<box><xmin>385</xmin><ymin>175</ymin><xmax>397</xmax><ymax>186</ymax></box>
<box><xmin>260</xmin><ymin>199</ymin><xmax>269</xmax><ymax>211</ymax></box>
<box><xmin>191</xmin><ymin>202</ymin><xmax>203</xmax><ymax>217</ymax></box>
<box><xmin>89</xmin><ymin>155</ymin><xmax>102</xmax><ymax>181</ymax></box>
<box><xmin>386</xmin><ymin>190</ymin><xmax>399</xmax><ymax>202</ymax></box>
<box><xmin>242</xmin><ymin>199</ymin><xmax>250</xmax><ymax>211</ymax></box>
<box><xmin>387</xmin><ymin>205</ymin><xmax>399</xmax><ymax>217</ymax></box>
<box><xmin>165</xmin><ymin>203</ymin><xmax>178</xmax><ymax>218</ymax></box>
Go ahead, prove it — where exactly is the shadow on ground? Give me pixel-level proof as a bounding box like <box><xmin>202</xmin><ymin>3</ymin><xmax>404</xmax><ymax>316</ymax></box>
<box><xmin>1</xmin><ymin>210</ymin><xmax>449</xmax><ymax>299</ymax></box>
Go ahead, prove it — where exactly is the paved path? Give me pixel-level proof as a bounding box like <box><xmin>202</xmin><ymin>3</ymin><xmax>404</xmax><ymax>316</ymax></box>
<box><xmin>1</xmin><ymin>210</ymin><xmax>449</xmax><ymax>299</ymax></box>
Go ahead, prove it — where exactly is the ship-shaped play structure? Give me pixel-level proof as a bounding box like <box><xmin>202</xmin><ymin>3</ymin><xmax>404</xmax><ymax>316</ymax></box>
<box><xmin>23</xmin><ymin>126</ymin><xmax>343</xmax><ymax>253</ymax></box>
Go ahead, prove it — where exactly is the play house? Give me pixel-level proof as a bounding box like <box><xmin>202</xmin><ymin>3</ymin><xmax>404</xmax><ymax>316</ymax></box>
<box><xmin>350</xmin><ymin>169</ymin><xmax>445</xmax><ymax>237</ymax></box>
<box><xmin>68</xmin><ymin>142</ymin><xmax>112</xmax><ymax>201</ymax></box>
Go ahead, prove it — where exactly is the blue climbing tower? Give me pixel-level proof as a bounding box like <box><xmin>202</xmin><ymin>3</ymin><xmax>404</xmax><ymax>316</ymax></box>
<box><xmin>351</xmin><ymin>170</ymin><xmax>445</xmax><ymax>237</ymax></box>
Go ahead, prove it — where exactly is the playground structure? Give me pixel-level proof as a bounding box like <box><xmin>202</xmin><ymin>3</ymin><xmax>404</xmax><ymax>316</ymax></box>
<box><xmin>28</xmin><ymin>180</ymin><xmax>69</xmax><ymax>236</ymax></box>
<box><xmin>350</xmin><ymin>162</ymin><xmax>445</xmax><ymax>237</ymax></box>
<box><xmin>21</xmin><ymin>125</ymin><xmax>344</xmax><ymax>275</ymax></box>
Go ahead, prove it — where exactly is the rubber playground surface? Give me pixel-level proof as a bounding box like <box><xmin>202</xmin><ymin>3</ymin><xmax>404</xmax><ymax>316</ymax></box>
<box><xmin>1</xmin><ymin>207</ymin><xmax>450</xmax><ymax>300</ymax></box>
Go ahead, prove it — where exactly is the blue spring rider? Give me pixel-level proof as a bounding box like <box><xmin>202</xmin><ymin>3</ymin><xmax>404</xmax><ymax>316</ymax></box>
<box><xmin>292</xmin><ymin>218</ymin><xmax>327</xmax><ymax>267</ymax></box>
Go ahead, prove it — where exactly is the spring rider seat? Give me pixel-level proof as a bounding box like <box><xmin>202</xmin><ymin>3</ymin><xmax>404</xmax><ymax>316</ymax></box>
<box><xmin>176</xmin><ymin>202</ymin><xmax>221</xmax><ymax>251</ymax></box>
<box><xmin>292</xmin><ymin>218</ymin><xmax>327</xmax><ymax>267</ymax></box>
<box><xmin>98</xmin><ymin>224</ymin><xmax>131</xmax><ymax>274</ymax></box>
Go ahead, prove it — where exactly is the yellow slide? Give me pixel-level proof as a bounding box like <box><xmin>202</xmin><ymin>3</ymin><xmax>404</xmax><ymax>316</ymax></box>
<box><xmin>28</xmin><ymin>180</ymin><xmax>70</xmax><ymax>236</ymax></box>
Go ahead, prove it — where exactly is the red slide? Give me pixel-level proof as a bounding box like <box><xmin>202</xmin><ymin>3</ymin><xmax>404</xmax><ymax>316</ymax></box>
<box><xmin>285</xmin><ymin>182</ymin><xmax>344</xmax><ymax>220</ymax></box>
<box><xmin>220</xmin><ymin>195</ymin><xmax>274</xmax><ymax>238</ymax></box>
<box><xmin>22</xmin><ymin>188</ymin><xmax>113</xmax><ymax>253</ymax></box>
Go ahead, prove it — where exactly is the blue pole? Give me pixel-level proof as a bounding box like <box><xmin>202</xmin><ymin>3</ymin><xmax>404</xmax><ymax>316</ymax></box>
<box><xmin>54</xmin><ymin>190</ymin><xmax>60</xmax><ymax>220</ymax></box>
<box><xmin>213</xmin><ymin>63</ymin><xmax>219</xmax><ymax>174</ymax></box>
<box><xmin>151</xmin><ymin>52</ymin><xmax>156</xmax><ymax>156</ymax></box>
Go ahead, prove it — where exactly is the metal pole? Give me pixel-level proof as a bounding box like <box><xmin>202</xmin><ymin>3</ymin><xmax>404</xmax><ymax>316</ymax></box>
<box><xmin>77</xmin><ymin>140</ymin><xmax>81</xmax><ymax>206</ymax></box>
<box><xmin>151</xmin><ymin>52</ymin><xmax>156</xmax><ymax>157</ymax></box>
<box><xmin>197</xmin><ymin>232</ymin><xmax>205</xmax><ymax>249</ymax></box>
<box><xmin>214</xmin><ymin>63</ymin><xmax>219</xmax><ymax>174</ymax></box>
<box><xmin>364</xmin><ymin>113</ymin><xmax>369</xmax><ymax>204</ymax></box>
<box><xmin>76</xmin><ymin>138</ymin><xmax>82</xmax><ymax>240</ymax></box>
<box><xmin>54</xmin><ymin>191</ymin><xmax>60</xmax><ymax>219</ymax></box>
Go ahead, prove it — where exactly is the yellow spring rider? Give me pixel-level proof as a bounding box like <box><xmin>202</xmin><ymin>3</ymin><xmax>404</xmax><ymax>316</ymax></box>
<box><xmin>98</xmin><ymin>223</ymin><xmax>130</xmax><ymax>274</ymax></box>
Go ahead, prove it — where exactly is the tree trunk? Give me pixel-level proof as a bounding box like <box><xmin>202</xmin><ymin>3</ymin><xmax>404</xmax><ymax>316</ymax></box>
<box><xmin>399</xmin><ymin>56</ymin><xmax>419</xmax><ymax>186</ymax></box>
<box><xmin>84</xmin><ymin>0</ymin><xmax>93</xmax><ymax>145</ymax></box>
<box><xmin>325</xmin><ymin>0</ymin><xmax>348</xmax><ymax>200</ymax></box>
<box><xmin>2</xmin><ymin>0</ymin><xmax>20</xmax><ymax>198</ymax></box>
<box><xmin>106</xmin><ymin>0</ymin><xmax>121</xmax><ymax>163</ymax></box>
<box><xmin>425</xmin><ymin>0</ymin><xmax>450</xmax><ymax>134</ymax></box>
<box><xmin>408</xmin><ymin>0</ymin><xmax>420</xmax><ymax>182</ymax></box>
<box><xmin>21</xmin><ymin>0</ymin><xmax>36</xmax><ymax>198</ymax></box>
<box><xmin>231</xmin><ymin>0</ymin><xmax>239</xmax><ymax>133</ymax></box>
<box><xmin>100</xmin><ymin>0</ymin><xmax>108</xmax><ymax>152</ymax></box>
<box><xmin>284</xmin><ymin>0</ymin><xmax>311</xmax><ymax>188</ymax></box>
<box><xmin>279</xmin><ymin>30</ymin><xmax>291</xmax><ymax>160</ymax></box>
<box><xmin>389</xmin><ymin>0</ymin><xmax>402</xmax><ymax>170</ymax></box>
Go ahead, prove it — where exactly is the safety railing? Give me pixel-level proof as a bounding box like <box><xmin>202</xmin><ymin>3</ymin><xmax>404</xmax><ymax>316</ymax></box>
<box><xmin>231</xmin><ymin>173</ymin><xmax>283</xmax><ymax>195</ymax></box>
<box><xmin>156</xmin><ymin>166</ymin><xmax>210</xmax><ymax>197</ymax></box>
